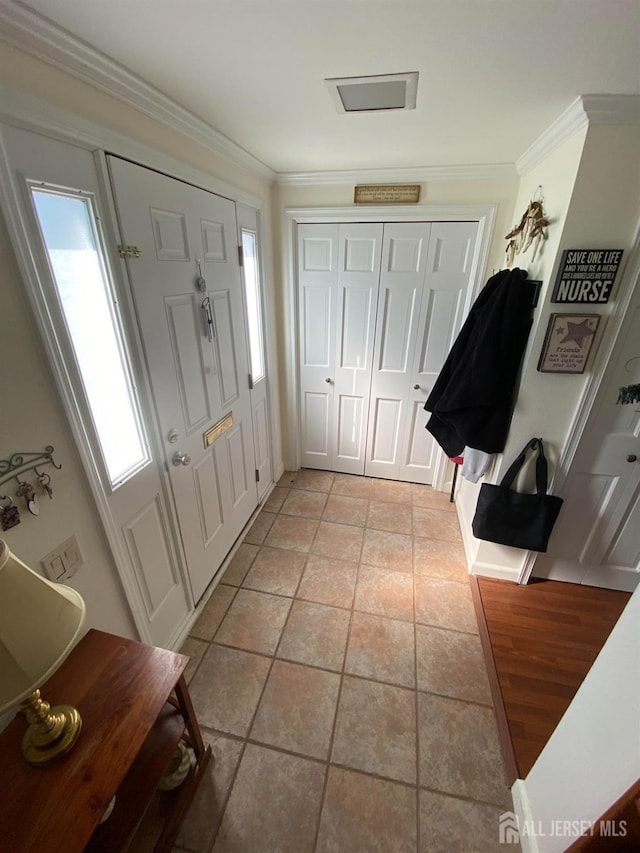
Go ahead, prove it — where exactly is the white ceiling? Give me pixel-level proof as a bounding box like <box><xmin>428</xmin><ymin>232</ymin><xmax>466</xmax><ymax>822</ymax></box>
<box><xmin>12</xmin><ymin>0</ymin><xmax>640</xmax><ymax>174</ymax></box>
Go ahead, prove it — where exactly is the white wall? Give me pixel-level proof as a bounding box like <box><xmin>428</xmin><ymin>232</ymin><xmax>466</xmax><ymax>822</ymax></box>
<box><xmin>0</xmin><ymin>47</ymin><xmax>275</xmax><ymax>640</ymax></box>
<box><xmin>456</xmin><ymin>127</ymin><xmax>587</xmax><ymax>574</ymax></box>
<box><xmin>459</xmin><ymin>123</ymin><xmax>640</xmax><ymax>580</ymax></box>
<box><xmin>0</xmin><ymin>208</ymin><xmax>136</xmax><ymax>637</ymax></box>
<box><xmin>515</xmin><ymin>586</ymin><xmax>640</xmax><ymax>852</ymax></box>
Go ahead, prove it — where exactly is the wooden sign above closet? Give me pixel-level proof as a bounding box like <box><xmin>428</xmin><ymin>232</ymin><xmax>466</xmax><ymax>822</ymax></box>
<box><xmin>354</xmin><ymin>184</ymin><xmax>420</xmax><ymax>204</ymax></box>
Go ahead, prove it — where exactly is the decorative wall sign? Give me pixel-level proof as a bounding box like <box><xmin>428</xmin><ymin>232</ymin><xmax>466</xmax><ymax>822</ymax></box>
<box><xmin>551</xmin><ymin>249</ymin><xmax>623</xmax><ymax>303</ymax></box>
<box><xmin>537</xmin><ymin>313</ymin><xmax>601</xmax><ymax>374</ymax></box>
<box><xmin>354</xmin><ymin>184</ymin><xmax>420</xmax><ymax>204</ymax></box>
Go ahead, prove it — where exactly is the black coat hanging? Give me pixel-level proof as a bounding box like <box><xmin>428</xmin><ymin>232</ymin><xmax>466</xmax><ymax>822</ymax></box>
<box><xmin>424</xmin><ymin>267</ymin><xmax>537</xmax><ymax>457</ymax></box>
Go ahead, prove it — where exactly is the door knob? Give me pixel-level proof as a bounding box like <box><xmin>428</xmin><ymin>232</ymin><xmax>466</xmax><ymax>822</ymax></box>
<box><xmin>167</xmin><ymin>428</ymin><xmax>180</xmax><ymax>444</ymax></box>
<box><xmin>172</xmin><ymin>451</ymin><xmax>191</xmax><ymax>467</ymax></box>
<box><xmin>325</xmin><ymin>377</ymin><xmax>332</xmax><ymax>384</ymax></box>
<box><xmin>627</xmin><ymin>454</ymin><xmax>637</xmax><ymax>463</ymax></box>
<box><xmin>413</xmin><ymin>384</ymin><xmax>421</xmax><ymax>390</ymax></box>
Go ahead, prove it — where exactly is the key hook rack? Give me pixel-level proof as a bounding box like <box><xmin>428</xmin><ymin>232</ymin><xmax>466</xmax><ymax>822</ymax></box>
<box><xmin>0</xmin><ymin>446</ymin><xmax>61</xmax><ymax>490</ymax></box>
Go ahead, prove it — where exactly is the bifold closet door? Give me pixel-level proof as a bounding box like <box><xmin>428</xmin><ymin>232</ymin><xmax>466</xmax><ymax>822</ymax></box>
<box><xmin>298</xmin><ymin>223</ymin><xmax>382</xmax><ymax>472</ymax></box>
<box><xmin>366</xmin><ymin>221</ymin><xmax>479</xmax><ymax>483</ymax></box>
<box><xmin>298</xmin><ymin>219</ymin><xmax>478</xmax><ymax>483</ymax></box>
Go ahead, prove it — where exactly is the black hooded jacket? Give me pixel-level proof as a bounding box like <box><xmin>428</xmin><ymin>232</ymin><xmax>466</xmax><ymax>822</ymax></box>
<box><xmin>424</xmin><ymin>268</ymin><xmax>537</xmax><ymax>457</ymax></box>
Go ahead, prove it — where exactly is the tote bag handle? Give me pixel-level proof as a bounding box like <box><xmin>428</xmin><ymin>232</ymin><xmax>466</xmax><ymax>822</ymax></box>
<box><xmin>499</xmin><ymin>438</ymin><xmax>549</xmax><ymax>496</ymax></box>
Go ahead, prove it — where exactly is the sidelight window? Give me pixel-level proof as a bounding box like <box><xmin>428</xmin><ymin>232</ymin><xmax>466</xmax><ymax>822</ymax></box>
<box><xmin>30</xmin><ymin>186</ymin><xmax>149</xmax><ymax>487</ymax></box>
<box><xmin>241</xmin><ymin>228</ymin><xmax>265</xmax><ymax>384</ymax></box>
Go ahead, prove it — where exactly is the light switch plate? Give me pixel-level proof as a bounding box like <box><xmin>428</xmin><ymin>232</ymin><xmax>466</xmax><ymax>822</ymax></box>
<box><xmin>41</xmin><ymin>535</ymin><xmax>83</xmax><ymax>581</ymax></box>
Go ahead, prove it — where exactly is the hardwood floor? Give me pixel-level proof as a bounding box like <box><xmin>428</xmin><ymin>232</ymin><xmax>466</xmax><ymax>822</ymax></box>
<box><xmin>471</xmin><ymin>576</ymin><xmax>631</xmax><ymax>782</ymax></box>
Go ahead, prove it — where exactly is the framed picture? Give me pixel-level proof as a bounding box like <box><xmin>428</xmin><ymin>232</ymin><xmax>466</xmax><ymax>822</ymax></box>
<box><xmin>537</xmin><ymin>313</ymin><xmax>601</xmax><ymax>374</ymax></box>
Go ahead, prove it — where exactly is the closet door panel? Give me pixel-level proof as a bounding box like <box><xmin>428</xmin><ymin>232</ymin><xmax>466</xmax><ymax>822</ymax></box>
<box><xmin>298</xmin><ymin>224</ymin><xmax>339</xmax><ymax>470</ymax></box>
<box><xmin>336</xmin><ymin>394</ymin><xmax>365</xmax><ymax>461</ymax></box>
<box><xmin>303</xmin><ymin>391</ymin><xmax>331</xmax><ymax>457</ymax></box>
<box><xmin>365</xmin><ymin>223</ymin><xmax>432</xmax><ymax>480</ymax></box>
<box><xmin>398</xmin><ymin>221</ymin><xmax>479</xmax><ymax>483</ymax></box>
<box><xmin>370</xmin><ymin>398</ymin><xmax>403</xmax><ymax>465</ymax></box>
<box><xmin>333</xmin><ymin>224</ymin><xmax>383</xmax><ymax>473</ymax></box>
<box><xmin>377</xmin><ymin>286</ymin><xmax>417</xmax><ymax>372</ymax></box>
<box><xmin>303</xmin><ymin>286</ymin><xmax>332</xmax><ymax>367</ymax></box>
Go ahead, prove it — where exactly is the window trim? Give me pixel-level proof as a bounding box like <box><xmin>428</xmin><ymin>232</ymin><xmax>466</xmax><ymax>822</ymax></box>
<box><xmin>240</xmin><ymin>226</ymin><xmax>266</xmax><ymax>386</ymax></box>
<box><xmin>27</xmin><ymin>180</ymin><xmax>151</xmax><ymax>492</ymax></box>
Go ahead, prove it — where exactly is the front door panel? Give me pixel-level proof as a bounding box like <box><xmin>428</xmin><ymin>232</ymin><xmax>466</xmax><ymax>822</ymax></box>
<box><xmin>108</xmin><ymin>157</ymin><xmax>257</xmax><ymax>602</ymax></box>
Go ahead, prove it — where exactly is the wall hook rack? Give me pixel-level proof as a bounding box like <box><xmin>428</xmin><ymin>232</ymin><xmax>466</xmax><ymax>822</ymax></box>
<box><xmin>0</xmin><ymin>446</ymin><xmax>61</xmax><ymax>490</ymax></box>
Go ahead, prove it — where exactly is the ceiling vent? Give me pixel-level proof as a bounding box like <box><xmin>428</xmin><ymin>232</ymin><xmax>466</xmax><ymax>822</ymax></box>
<box><xmin>325</xmin><ymin>72</ymin><xmax>418</xmax><ymax>114</ymax></box>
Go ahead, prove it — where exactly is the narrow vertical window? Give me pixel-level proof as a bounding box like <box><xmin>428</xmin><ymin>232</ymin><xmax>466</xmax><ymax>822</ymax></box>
<box><xmin>30</xmin><ymin>187</ymin><xmax>148</xmax><ymax>486</ymax></box>
<box><xmin>241</xmin><ymin>229</ymin><xmax>265</xmax><ymax>383</ymax></box>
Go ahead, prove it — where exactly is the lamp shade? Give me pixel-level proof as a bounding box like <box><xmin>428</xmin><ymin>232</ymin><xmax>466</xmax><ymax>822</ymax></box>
<box><xmin>0</xmin><ymin>539</ymin><xmax>86</xmax><ymax>713</ymax></box>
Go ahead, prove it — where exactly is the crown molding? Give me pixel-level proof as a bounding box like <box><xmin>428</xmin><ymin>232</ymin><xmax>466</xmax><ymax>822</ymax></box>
<box><xmin>516</xmin><ymin>94</ymin><xmax>640</xmax><ymax>176</ymax></box>
<box><xmin>581</xmin><ymin>93</ymin><xmax>640</xmax><ymax>126</ymax></box>
<box><xmin>0</xmin><ymin>1</ymin><xmax>275</xmax><ymax>182</ymax></box>
<box><xmin>276</xmin><ymin>163</ymin><xmax>517</xmax><ymax>186</ymax></box>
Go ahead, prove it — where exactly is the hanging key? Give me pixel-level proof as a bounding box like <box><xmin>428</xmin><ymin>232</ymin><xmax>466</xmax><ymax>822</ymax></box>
<box><xmin>16</xmin><ymin>479</ymin><xmax>39</xmax><ymax>516</ymax></box>
<box><xmin>38</xmin><ymin>471</ymin><xmax>54</xmax><ymax>499</ymax></box>
<box><xmin>0</xmin><ymin>496</ymin><xmax>20</xmax><ymax>530</ymax></box>
<box><xmin>195</xmin><ymin>259</ymin><xmax>207</xmax><ymax>293</ymax></box>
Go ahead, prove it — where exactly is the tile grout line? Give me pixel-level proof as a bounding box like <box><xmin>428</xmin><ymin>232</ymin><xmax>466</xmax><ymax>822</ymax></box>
<box><xmin>191</xmin><ymin>472</ymin><xmax>489</xmax><ymax>851</ymax></box>
<box><xmin>311</xmin><ymin>490</ymin><xmax>367</xmax><ymax>852</ymax></box>
<box><xmin>412</xmin><ymin>509</ymin><xmax>421</xmax><ymax>853</ymax></box>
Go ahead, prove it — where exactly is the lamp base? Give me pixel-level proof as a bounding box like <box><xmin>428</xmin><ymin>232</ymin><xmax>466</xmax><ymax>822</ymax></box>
<box><xmin>20</xmin><ymin>690</ymin><xmax>82</xmax><ymax>766</ymax></box>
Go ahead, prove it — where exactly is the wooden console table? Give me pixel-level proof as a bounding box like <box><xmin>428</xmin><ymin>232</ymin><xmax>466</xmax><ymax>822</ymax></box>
<box><xmin>0</xmin><ymin>629</ymin><xmax>211</xmax><ymax>852</ymax></box>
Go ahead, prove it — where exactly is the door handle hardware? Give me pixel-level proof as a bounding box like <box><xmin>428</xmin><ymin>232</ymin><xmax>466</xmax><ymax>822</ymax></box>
<box><xmin>627</xmin><ymin>454</ymin><xmax>637</xmax><ymax>463</ymax></box>
<box><xmin>325</xmin><ymin>377</ymin><xmax>332</xmax><ymax>384</ymax></box>
<box><xmin>167</xmin><ymin>428</ymin><xmax>180</xmax><ymax>444</ymax></box>
<box><xmin>117</xmin><ymin>244</ymin><xmax>142</xmax><ymax>259</ymax></box>
<box><xmin>172</xmin><ymin>451</ymin><xmax>191</xmax><ymax>467</ymax></box>
<box><xmin>195</xmin><ymin>259</ymin><xmax>206</xmax><ymax>293</ymax></box>
<box><xmin>201</xmin><ymin>296</ymin><xmax>214</xmax><ymax>341</ymax></box>
<box><xmin>413</xmin><ymin>384</ymin><xmax>421</xmax><ymax>390</ymax></box>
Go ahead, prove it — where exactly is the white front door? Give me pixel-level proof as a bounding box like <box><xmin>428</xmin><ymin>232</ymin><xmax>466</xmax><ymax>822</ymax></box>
<box><xmin>108</xmin><ymin>157</ymin><xmax>258</xmax><ymax>602</ymax></box>
<box><xmin>534</xmin><ymin>293</ymin><xmax>640</xmax><ymax>591</ymax></box>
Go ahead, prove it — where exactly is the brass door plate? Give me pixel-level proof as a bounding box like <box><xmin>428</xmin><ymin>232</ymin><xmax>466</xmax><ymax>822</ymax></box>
<box><xmin>204</xmin><ymin>413</ymin><xmax>233</xmax><ymax>448</ymax></box>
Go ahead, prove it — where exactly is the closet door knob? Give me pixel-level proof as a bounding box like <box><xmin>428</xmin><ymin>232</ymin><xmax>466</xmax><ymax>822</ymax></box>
<box><xmin>325</xmin><ymin>377</ymin><xmax>332</xmax><ymax>384</ymax></box>
<box><xmin>627</xmin><ymin>454</ymin><xmax>637</xmax><ymax>463</ymax></box>
<box><xmin>413</xmin><ymin>384</ymin><xmax>421</xmax><ymax>390</ymax></box>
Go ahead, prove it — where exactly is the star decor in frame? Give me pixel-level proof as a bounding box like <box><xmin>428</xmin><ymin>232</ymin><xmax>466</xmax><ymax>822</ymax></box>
<box><xmin>537</xmin><ymin>313</ymin><xmax>602</xmax><ymax>374</ymax></box>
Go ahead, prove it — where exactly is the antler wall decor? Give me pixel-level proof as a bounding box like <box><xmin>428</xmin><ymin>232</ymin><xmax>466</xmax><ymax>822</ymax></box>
<box><xmin>505</xmin><ymin>187</ymin><xmax>550</xmax><ymax>267</ymax></box>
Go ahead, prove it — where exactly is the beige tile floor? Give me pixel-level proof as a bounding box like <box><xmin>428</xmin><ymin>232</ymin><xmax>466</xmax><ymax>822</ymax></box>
<box><xmin>175</xmin><ymin>470</ymin><xmax>515</xmax><ymax>853</ymax></box>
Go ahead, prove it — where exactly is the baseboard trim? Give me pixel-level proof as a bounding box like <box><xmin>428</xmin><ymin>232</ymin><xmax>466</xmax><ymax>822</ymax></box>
<box><xmin>470</xmin><ymin>576</ymin><xmax>519</xmax><ymax>785</ymax></box>
<box><xmin>511</xmin><ymin>780</ymin><xmax>540</xmax><ymax>853</ymax></box>
<box><xmin>470</xmin><ymin>562</ymin><xmax>522</xmax><ymax>582</ymax></box>
<box><xmin>457</xmin><ymin>498</ymin><xmax>522</xmax><ymax>582</ymax></box>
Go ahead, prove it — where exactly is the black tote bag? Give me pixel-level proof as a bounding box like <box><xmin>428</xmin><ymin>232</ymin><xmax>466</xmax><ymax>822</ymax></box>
<box><xmin>472</xmin><ymin>438</ymin><xmax>563</xmax><ymax>552</ymax></box>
